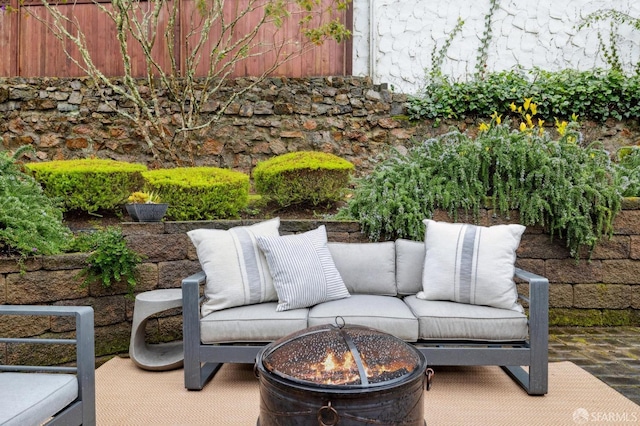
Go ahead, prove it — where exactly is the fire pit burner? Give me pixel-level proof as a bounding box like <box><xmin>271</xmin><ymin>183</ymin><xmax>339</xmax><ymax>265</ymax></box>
<box><xmin>255</xmin><ymin>321</ymin><xmax>431</xmax><ymax>425</ymax></box>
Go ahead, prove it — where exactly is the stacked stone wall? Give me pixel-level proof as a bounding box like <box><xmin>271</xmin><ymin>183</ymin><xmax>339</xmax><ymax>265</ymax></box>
<box><xmin>1</xmin><ymin>210</ymin><xmax>639</xmax><ymax>364</ymax></box>
<box><xmin>1</xmin><ymin>77</ymin><xmax>639</xmax><ymax>176</ymax></box>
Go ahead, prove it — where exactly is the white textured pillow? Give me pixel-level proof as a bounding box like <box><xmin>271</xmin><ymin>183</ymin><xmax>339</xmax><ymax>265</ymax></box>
<box><xmin>188</xmin><ymin>218</ymin><xmax>280</xmax><ymax>316</ymax></box>
<box><xmin>418</xmin><ymin>219</ymin><xmax>525</xmax><ymax>312</ymax></box>
<box><xmin>257</xmin><ymin>225</ymin><xmax>350</xmax><ymax>311</ymax></box>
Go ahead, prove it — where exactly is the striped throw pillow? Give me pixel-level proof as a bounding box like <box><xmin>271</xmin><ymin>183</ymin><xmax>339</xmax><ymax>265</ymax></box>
<box><xmin>417</xmin><ymin>219</ymin><xmax>525</xmax><ymax>312</ymax></box>
<box><xmin>257</xmin><ymin>225</ymin><xmax>350</xmax><ymax>311</ymax></box>
<box><xmin>188</xmin><ymin>218</ymin><xmax>280</xmax><ymax>316</ymax></box>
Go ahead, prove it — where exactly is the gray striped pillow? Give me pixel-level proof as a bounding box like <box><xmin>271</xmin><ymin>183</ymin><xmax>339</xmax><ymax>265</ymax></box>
<box><xmin>418</xmin><ymin>219</ymin><xmax>525</xmax><ymax>312</ymax></box>
<box><xmin>257</xmin><ymin>225</ymin><xmax>350</xmax><ymax>311</ymax></box>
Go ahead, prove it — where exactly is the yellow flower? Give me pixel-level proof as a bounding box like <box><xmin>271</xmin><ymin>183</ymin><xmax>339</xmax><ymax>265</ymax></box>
<box><xmin>490</xmin><ymin>111</ymin><xmax>502</xmax><ymax>124</ymax></box>
<box><xmin>523</xmin><ymin>97</ymin><xmax>533</xmax><ymax>111</ymax></box>
<box><xmin>525</xmin><ymin>114</ymin><xmax>534</xmax><ymax>128</ymax></box>
<box><xmin>479</xmin><ymin>122</ymin><xmax>490</xmax><ymax>132</ymax></box>
<box><xmin>519</xmin><ymin>122</ymin><xmax>527</xmax><ymax>132</ymax></box>
<box><xmin>555</xmin><ymin>118</ymin><xmax>568</xmax><ymax>136</ymax></box>
<box><xmin>538</xmin><ymin>118</ymin><xmax>545</xmax><ymax>128</ymax></box>
<box><xmin>510</xmin><ymin>102</ymin><xmax>517</xmax><ymax>112</ymax></box>
<box><xmin>530</xmin><ymin>103</ymin><xmax>537</xmax><ymax>115</ymax></box>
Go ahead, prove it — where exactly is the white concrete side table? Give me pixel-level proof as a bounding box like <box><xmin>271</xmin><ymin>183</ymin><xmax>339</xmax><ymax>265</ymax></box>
<box><xmin>129</xmin><ymin>289</ymin><xmax>184</xmax><ymax>371</ymax></box>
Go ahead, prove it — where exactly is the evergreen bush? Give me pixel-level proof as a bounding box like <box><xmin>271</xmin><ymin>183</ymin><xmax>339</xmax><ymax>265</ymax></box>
<box><xmin>25</xmin><ymin>159</ymin><xmax>147</xmax><ymax>213</ymax></box>
<box><xmin>142</xmin><ymin>167</ymin><xmax>250</xmax><ymax>220</ymax></box>
<box><xmin>337</xmin><ymin>106</ymin><xmax>622</xmax><ymax>258</ymax></box>
<box><xmin>253</xmin><ymin>151</ymin><xmax>354</xmax><ymax>208</ymax></box>
<box><xmin>0</xmin><ymin>147</ymin><xmax>71</xmax><ymax>258</ymax></box>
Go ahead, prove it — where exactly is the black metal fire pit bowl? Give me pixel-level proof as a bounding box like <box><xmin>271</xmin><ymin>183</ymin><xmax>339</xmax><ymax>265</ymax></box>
<box><xmin>255</xmin><ymin>322</ymin><xmax>431</xmax><ymax>426</ymax></box>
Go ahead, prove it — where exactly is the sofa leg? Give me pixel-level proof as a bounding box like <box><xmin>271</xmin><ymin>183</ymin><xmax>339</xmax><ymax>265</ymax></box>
<box><xmin>502</xmin><ymin>366</ymin><xmax>547</xmax><ymax>396</ymax></box>
<box><xmin>185</xmin><ymin>362</ymin><xmax>223</xmax><ymax>391</ymax></box>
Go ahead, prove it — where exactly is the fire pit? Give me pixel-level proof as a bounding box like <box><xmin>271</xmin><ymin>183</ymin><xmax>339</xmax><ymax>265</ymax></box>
<box><xmin>255</xmin><ymin>321</ymin><xmax>432</xmax><ymax>425</ymax></box>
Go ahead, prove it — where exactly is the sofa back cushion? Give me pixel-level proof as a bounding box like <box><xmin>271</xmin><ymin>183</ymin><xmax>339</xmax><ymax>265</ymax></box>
<box><xmin>328</xmin><ymin>242</ymin><xmax>397</xmax><ymax>296</ymax></box>
<box><xmin>395</xmin><ymin>239</ymin><xmax>425</xmax><ymax>295</ymax></box>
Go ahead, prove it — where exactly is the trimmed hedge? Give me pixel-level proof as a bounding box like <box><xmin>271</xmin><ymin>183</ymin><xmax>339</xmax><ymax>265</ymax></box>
<box><xmin>253</xmin><ymin>151</ymin><xmax>354</xmax><ymax>207</ymax></box>
<box><xmin>142</xmin><ymin>167</ymin><xmax>250</xmax><ymax>220</ymax></box>
<box><xmin>25</xmin><ymin>159</ymin><xmax>147</xmax><ymax>213</ymax></box>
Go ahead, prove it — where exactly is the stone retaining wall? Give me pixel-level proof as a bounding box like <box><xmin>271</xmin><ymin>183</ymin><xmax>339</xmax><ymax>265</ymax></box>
<box><xmin>1</xmin><ymin>77</ymin><xmax>639</xmax><ymax>176</ymax></box>
<box><xmin>1</xmin><ymin>209</ymin><xmax>639</xmax><ymax>364</ymax></box>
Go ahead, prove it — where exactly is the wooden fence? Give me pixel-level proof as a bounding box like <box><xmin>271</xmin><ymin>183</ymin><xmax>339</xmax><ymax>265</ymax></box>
<box><xmin>0</xmin><ymin>0</ymin><xmax>351</xmax><ymax>78</ymax></box>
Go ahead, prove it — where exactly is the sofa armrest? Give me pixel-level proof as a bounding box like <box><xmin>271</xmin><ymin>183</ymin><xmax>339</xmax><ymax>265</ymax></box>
<box><xmin>0</xmin><ymin>305</ymin><xmax>96</xmax><ymax>425</ymax></box>
<box><xmin>182</xmin><ymin>270</ymin><xmax>206</xmax><ymax>389</ymax></box>
<box><xmin>513</xmin><ymin>267</ymin><xmax>549</xmax><ymax>394</ymax></box>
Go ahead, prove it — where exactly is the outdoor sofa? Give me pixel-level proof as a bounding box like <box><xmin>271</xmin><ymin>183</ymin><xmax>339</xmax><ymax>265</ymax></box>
<box><xmin>182</xmin><ymin>218</ymin><xmax>549</xmax><ymax>395</ymax></box>
<box><xmin>0</xmin><ymin>305</ymin><xmax>96</xmax><ymax>426</ymax></box>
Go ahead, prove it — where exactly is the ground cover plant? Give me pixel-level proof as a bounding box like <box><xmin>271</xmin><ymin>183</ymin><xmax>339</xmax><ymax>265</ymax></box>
<box><xmin>337</xmin><ymin>101</ymin><xmax>623</xmax><ymax>259</ymax></box>
<box><xmin>68</xmin><ymin>227</ymin><xmax>143</xmax><ymax>296</ymax></box>
<box><xmin>407</xmin><ymin>68</ymin><xmax>640</xmax><ymax>123</ymax></box>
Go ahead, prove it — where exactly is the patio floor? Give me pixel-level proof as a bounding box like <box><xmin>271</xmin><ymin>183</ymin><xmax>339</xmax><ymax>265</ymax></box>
<box><xmin>548</xmin><ymin>326</ymin><xmax>640</xmax><ymax>406</ymax></box>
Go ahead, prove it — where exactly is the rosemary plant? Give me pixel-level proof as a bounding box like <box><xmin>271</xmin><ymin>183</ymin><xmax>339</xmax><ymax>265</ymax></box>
<box><xmin>338</xmin><ymin>108</ymin><xmax>622</xmax><ymax>259</ymax></box>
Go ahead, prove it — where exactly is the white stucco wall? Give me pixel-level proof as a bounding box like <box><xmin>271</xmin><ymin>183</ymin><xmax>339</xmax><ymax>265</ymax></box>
<box><xmin>352</xmin><ymin>0</ymin><xmax>640</xmax><ymax>94</ymax></box>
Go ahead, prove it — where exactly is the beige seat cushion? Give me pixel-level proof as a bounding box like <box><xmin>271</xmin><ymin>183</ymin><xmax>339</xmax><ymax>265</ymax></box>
<box><xmin>200</xmin><ymin>303</ymin><xmax>309</xmax><ymax>344</ymax></box>
<box><xmin>404</xmin><ymin>295</ymin><xmax>528</xmax><ymax>341</ymax></box>
<box><xmin>308</xmin><ymin>294</ymin><xmax>419</xmax><ymax>342</ymax></box>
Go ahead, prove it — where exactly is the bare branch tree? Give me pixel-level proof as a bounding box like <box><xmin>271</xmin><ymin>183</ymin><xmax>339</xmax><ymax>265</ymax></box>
<box><xmin>29</xmin><ymin>0</ymin><xmax>351</xmax><ymax>164</ymax></box>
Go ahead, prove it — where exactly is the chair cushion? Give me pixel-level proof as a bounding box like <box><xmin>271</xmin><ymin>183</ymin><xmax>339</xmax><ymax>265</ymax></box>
<box><xmin>188</xmin><ymin>218</ymin><xmax>280</xmax><ymax>316</ymax></box>
<box><xmin>308</xmin><ymin>294</ymin><xmax>419</xmax><ymax>342</ymax></box>
<box><xmin>328</xmin><ymin>241</ymin><xmax>397</xmax><ymax>295</ymax></box>
<box><xmin>257</xmin><ymin>225</ymin><xmax>350</xmax><ymax>311</ymax></box>
<box><xmin>419</xmin><ymin>219</ymin><xmax>525</xmax><ymax>312</ymax></box>
<box><xmin>404</xmin><ymin>295</ymin><xmax>528</xmax><ymax>341</ymax></box>
<box><xmin>0</xmin><ymin>373</ymin><xmax>78</xmax><ymax>426</ymax></box>
<box><xmin>395</xmin><ymin>239</ymin><xmax>425</xmax><ymax>296</ymax></box>
<box><xmin>200</xmin><ymin>303</ymin><xmax>309</xmax><ymax>343</ymax></box>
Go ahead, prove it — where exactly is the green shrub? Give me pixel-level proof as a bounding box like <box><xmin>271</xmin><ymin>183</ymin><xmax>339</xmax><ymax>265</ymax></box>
<box><xmin>142</xmin><ymin>167</ymin><xmax>250</xmax><ymax>220</ymax></box>
<box><xmin>336</xmin><ymin>112</ymin><xmax>622</xmax><ymax>259</ymax></box>
<box><xmin>616</xmin><ymin>146</ymin><xmax>640</xmax><ymax>197</ymax></box>
<box><xmin>25</xmin><ymin>159</ymin><xmax>147</xmax><ymax>213</ymax></box>
<box><xmin>0</xmin><ymin>147</ymin><xmax>71</xmax><ymax>258</ymax></box>
<box><xmin>68</xmin><ymin>227</ymin><xmax>143</xmax><ymax>296</ymax></box>
<box><xmin>253</xmin><ymin>151</ymin><xmax>354</xmax><ymax>207</ymax></box>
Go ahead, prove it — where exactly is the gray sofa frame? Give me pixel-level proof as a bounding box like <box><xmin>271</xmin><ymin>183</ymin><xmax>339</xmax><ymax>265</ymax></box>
<box><xmin>182</xmin><ymin>267</ymin><xmax>548</xmax><ymax>395</ymax></box>
<box><xmin>0</xmin><ymin>305</ymin><xmax>96</xmax><ymax>426</ymax></box>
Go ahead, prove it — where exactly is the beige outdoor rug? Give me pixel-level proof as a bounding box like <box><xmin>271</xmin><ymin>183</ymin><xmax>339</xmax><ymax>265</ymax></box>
<box><xmin>96</xmin><ymin>357</ymin><xmax>639</xmax><ymax>425</ymax></box>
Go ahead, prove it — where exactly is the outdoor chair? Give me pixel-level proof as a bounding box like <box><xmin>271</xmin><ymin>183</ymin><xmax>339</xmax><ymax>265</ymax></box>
<box><xmin>0</xmin><ymin>305</ymin><xmax>96</xmax><ymax>426</ymax></box>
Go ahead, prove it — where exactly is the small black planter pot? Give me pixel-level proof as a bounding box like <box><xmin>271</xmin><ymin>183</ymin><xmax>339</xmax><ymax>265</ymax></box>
<box><xmin>125</xmin><ymin>203</ymin><xmax>169</xmax><ymax>222</ymax></box>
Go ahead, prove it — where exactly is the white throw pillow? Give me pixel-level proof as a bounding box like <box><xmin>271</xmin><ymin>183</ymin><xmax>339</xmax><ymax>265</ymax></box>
<box><xmin>418</xmin><ymin>219</ymin><xmax>525</xmax><ymax>312</ymax></box>
<box><xmin>188</xmin><ymin>218</ymin><xmax>280</xmax><ymax>316</ymax></box>
<box><xmin>257</xmin><ymin>225</ymin><xmax>350</xmax><ymax>311</ymax></box>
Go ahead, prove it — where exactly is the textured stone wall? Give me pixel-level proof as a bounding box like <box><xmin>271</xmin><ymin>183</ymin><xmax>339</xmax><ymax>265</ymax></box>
<box><xmin>1</xmin><ymin>211</ymin><xmax>639</xmax><ymax>364</ymax></box>
<box><xmin>352</xmin><ymin>0</ymin><xmax>640</xmax><ymax>93</ymax></box>
<box><xmin>0</xmin><ymin>76</ymin><xmax>415</xmax><ymax>174</ymax></box>
<box><xmin>1</xmin><ymin>76</ymin><xmax>639</xmax><ymax>174</ymax></box>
